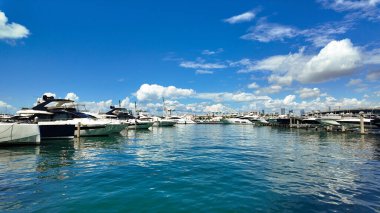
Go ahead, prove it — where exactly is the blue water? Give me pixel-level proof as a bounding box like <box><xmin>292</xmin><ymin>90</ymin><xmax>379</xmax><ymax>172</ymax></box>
<box><xmin>1</xmin><ymin>125</ymin><xmax>380</xmax><ymax>212</ymax></box>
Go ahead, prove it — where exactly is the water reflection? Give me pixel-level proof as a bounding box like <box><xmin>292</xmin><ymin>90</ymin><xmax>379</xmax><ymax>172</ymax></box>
<box><xmin>0</xmin><ymin>126</ymin><xmax>379</xmax><ymax>212</ymax></box>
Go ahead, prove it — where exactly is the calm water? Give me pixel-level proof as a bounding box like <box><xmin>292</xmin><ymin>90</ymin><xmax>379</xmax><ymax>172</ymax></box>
<box><xmin>1</xmin><ymin>125</ymin><xmax>380</xmax><ymax>212</ymax></box>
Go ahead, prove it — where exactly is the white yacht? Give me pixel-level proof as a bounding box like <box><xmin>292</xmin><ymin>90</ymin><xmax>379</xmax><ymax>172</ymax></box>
<box><xmin>220</xmin><ymin>117</ymin><xmax>253</xmax><ymax>125</ymax></box>
<box><xmin>166</xmin><ymin>115</ymin><xmax>196</xmax><ymax>124</ymax></box>
<box><xmin>152</xmin><ymin>116</ymin><xmax>177</xmax><ymax>127</ymax></box>
<box><xmin>315</xmin><ymin>114</ymin><xmax>342</xmax><ymax>126</ymax></box>
<box><xmin>0</xmin><ymin>123</ymin><xmax>40</xmax><ymax>145</ymax></box>
<box><xmin>17</xmin><ymin>96</ymin><xmax>120</xmax><ymax>137</ymax></box>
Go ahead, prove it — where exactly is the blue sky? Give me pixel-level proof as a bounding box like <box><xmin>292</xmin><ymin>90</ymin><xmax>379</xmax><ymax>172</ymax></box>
<box><xmin>1</xmin><ymin>0</ymin><xmax>380</xmax><ymax>114</ymax></box>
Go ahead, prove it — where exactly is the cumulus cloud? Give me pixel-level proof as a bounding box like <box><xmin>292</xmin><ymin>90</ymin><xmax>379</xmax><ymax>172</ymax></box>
<box><xmin>241</xmin><ymin>39</ymin><xmax>363</xmax><ymax>84</ymax></box>
<box><xmin>204</xmin><ymin>103</ymin><xmax>234</xmax><ymax>113</ymax></box>
<box><xmin>283</xmin><ymin>95</ymin><xmax>296</xmax><ymax>105</ymax></box>
<box><xmin>0</xmin><ymin>11</ymin><xmax>29</xmax><ymax>40</ymax></box>
<box><xmin>135</xmin><ymin>84</ymin><xmax>195</xmax><ymax>101</ymax></box>
<box><xmin>82</xmin><ymin>100</ymin><xmax>113</xmax><ymax>113</ymax></box>
<box><xmin>195</xmin><ymin>70</ymin><xmax>213</xmax><ymax>74</ymax></box>
<box><xmin>224</xmin><ymin>11</ymin><xmax>256</xmax><ymax>24</ymax></box>
<box><xmin>297</xmin><ymin>88</ymin><xmax>321</xmax><ymax>99</ymax></box>
<box><xmin>65</xmin><ymin>92</ymin><xmax>79</xmax><ymax>101</ymax></box>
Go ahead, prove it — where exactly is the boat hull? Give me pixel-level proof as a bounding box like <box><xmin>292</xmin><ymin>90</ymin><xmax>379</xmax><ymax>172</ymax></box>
<box><xmin>39</xmin><ymin>123</ymin><xmax>75</xmax><ymax>139</ymax></box>
<box><xmin>0</xmin><ymin>123</ymin><xmax>40</xmax><ymax>145</ymax></box>
<box><xmin>128</xmin><ymin>121</ymin><xmax>154</xmax><ymax>130</ymax></box>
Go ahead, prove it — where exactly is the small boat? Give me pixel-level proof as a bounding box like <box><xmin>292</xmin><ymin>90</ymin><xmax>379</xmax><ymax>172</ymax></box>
<box><xmin>0</xmin><ymin>123</ymin><xmax>40</xmax><ymax>145</ymax></box>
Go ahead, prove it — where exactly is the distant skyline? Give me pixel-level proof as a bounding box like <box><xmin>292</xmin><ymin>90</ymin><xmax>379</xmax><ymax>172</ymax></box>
<box><xmin>1</xmin><ymin>0</ymin><xmax>380</xmax><ymax>114</ymax></box>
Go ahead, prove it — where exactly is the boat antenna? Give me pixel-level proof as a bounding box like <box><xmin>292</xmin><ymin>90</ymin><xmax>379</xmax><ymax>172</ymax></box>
<box><xmin>134</xmin><ymin>101</ymin><xmax>137</xmax><ymax>117</ymax></box>
<box><xmin>162</xmin><ymin>97</ymin><xmax>166</xmax><ymax>117</ymax></box>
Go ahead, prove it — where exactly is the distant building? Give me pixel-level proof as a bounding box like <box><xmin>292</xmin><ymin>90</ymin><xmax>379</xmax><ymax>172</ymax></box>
<box><xmin>261</xmin><ymin>109</ymin><xmax>265</xmax><ymax>115</ymax></box>
<box><xmin>300</xmin><ymin>109</ymin><xmax>305</xmax><ymax>116</ymax></box>
<box><xmin>281</xmin><ymin>108</ymin><xmax>285</xmax><ymax>115</ymax></box>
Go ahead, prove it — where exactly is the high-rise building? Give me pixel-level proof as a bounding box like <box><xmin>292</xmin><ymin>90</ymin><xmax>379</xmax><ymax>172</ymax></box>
<box><xmin>300</xmin><ymin>109</ymin><xmax>305</xmax><ymax>116</ymax></box>
<box><xmin>281</xmin><ymin>108</ymin><xmax>286</xmax><ymax>115</ymax></box>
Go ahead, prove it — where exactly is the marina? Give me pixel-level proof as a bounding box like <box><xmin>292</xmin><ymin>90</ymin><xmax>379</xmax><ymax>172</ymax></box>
<box><xmin>2</xmin><ymin>0</ymin><xmax>380</xmax><ymax>212</ymax></box>
<box><xmin>1</xmin><ymin>95</ymin><xmax>380</xmax><ymax>146</ymax></box>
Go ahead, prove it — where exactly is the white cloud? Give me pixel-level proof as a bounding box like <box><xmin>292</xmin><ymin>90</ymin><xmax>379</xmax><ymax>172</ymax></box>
<box><xmin>224</xmin><ymin>11</ymin><xmax>256</xmax><ymax>24</ymax></box>
<box><xmin>255</xmin><ymin>85</ymin><xmax>282</xmax><ymax>94</ymax></box>
<box><xmin>201</xmin><ymin>48</ymin><xmax>224</xmax><ymax>55</ymax></box>
<box><xmin>242</xmin><ymin>39</ymin><xmax>363</xmax><ymax>84</ymax></box>
<box><xmin>65</xmin><ymin>92</ymin><xmax>79</xmax><ymax>101</ymax></box>
<box><xmin>120</xmin><ymin>97</ymin><xmax>130</xmax><ymax>108</ymax></box>
<box><xmin>318</xmin><ymin>0</ymin><xmax>380</xmax><ymax>21</ymax></box>
<box><xmin>247</xmin><ymin>82</ymin><xmax>260</xmax><ymax>89</ymax></box>
<box><xmin>268</xmin><ymin>75</ymin><xmax>294</xmax><ymax>86</ymax></box>
<box><xmin>82</xmin><ymin>100</ymin><xmax>113</xmax><ymax>113</ymax></box>
<box><xmin>241</xmin><ymin>18</ymin><xmax>352</xmax><ymax>47</ymax></box>
<box><xmin>180</xmin><ymin>61</ymin><xmax>226</xmax><ymax>69</ymax></box>
<box><xmin>204</xmin><ymin>103</ymin><xmax>234</xmax><ymax>113</ymax></box>
<box><xmin>0</xmin><ymin>11</ymin><xmax>29</xmax><ymax>40</ymax></box>
<box><xmin>196</xmin><ymin>92</ymin><xmax>271</xmax><ymax>102</ymax></box>
<box><xmin>135</xmin><ymin>84</ymin><xmax>195</xmax><ymax>101</ymax></box>
<box><xmin>283</xmin><ymin>95</ymin><xmax>296</xmax><ymax>105</ymax></box>
<box><xmin>241</xmin><ymin>20</ymin><xmax>298</xmax><ymax>42</ymax></box>
<box><xmin>297</xmin><ymin>88</ymin><xmax>321</xmax><ymax>99</ymax></box>
<box><xmin>0</xmin><ymin>100</ymin><xmax>15</xmax><ymax>112</ymax></box>
<box><xmin>195</xmin><ymin>70</ymin><xmax>213</xmax><ymax>74</ymax></box>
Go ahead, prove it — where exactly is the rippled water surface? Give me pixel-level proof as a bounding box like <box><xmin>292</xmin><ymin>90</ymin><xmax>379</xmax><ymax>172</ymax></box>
<box><xmin>1</xmin><ymin>125</ymin><xmax>380</xmax><ymax>212</ymax></box>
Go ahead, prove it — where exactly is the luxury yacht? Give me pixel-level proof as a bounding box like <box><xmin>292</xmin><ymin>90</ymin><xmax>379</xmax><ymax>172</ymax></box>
<box><xmin>167</xmin><ymin>115</ymin><xmax>197</xmax><ymax>124</ymax></box>
<box><xmin>220</xmin><ymin>117</ymin><xmax>253</xmax><ymax>125</ymax></box>
<box><xmin>105</xmin><ymin>107</ymin><xmax>153</xmax><ymax>130</ymax></box>
<box><xmin>17</xmin><ymin>96</ymin><xmax>122</xmax><ymax>137</ymax></box>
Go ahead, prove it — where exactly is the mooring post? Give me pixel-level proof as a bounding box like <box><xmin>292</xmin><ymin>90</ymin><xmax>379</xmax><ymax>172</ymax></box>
<box><xmin>359</xmin><ymin>111</ymin><xmax>365</xmax><ymax>134</ymax></box>
<box><xmin>77</xmin><ymin>122</ymin><xmax>81</xmax><ymax>138</ymax></box>
<box><xmin>296</xmin><ymin>120</ymin><xmax>299</xmax><ymax>129</ymax></box>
